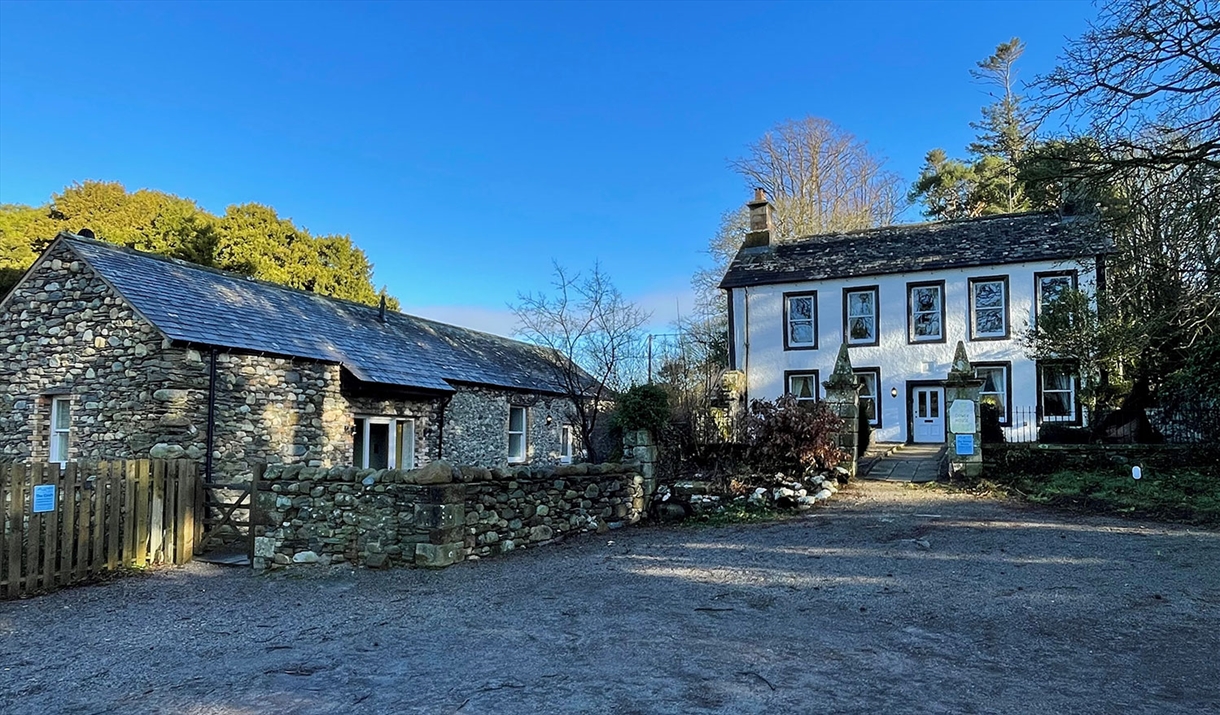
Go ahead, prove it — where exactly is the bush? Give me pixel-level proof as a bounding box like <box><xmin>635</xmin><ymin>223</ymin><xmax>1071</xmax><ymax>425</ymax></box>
<box><xmin>857</xmin><ymin>407</ymin><xmax>872</xmax><ymax>458</ymax></box>
<box><xmin>1038</xmin><ymin>423</ymin><xmax>1091</xmax><ymax>444</ymax></box>
<box><xmin>744</xmin><ymin>395</ymin><xmax>847</xmax><ymax>475</ymax></box>
<box><xmin>980</xmin><ymin>401</ymin><xmax>1006</xmax><ymax>444</ymax></box>
<box><xmin>614</xmin><ymin>384</ymin><xmax>671</xmax><ymax>435</ymax></box>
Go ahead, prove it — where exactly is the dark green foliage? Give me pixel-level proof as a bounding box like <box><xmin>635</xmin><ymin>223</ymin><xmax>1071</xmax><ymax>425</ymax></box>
<box><xmin>980</xmin><ymin>402</ymin><xmax>1006</xmax><ymax>444</ymax></box>
<box><xmin>744</xmin><ymin>395</ymin><xmax>846</xmax><ymax>475</ymax></box>
<box><xmin>857</xmin><ymin>408</ymin><xmax>872</xmax><ymax>458</ymax></box>
<box><xmin>614</xmin><ymin>384</ymin><xmax>671</xmax><ymax>435</ymax></box>
<box><xmin>1037</xmin><ymin>423</ymin><xmax>1091</xmax><ymax>444</ymax></box>
<box><xmin>0</xmin><ymin>181</ymin><xmax>396</xmax><ymax>309</ymax></box>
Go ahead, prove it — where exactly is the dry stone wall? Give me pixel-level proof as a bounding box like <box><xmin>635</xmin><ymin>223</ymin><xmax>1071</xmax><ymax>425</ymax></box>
<box><xmin>253</xmin><ymin>460</ymin><xmax>645</xmax><ymax>571</ymax></box>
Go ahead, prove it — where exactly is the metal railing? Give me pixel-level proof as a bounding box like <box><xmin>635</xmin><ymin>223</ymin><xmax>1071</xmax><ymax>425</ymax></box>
<box><xmin>993</xmin><ymin>405</ymin><xmax>1218</xmax><ymax>445</ymax></box>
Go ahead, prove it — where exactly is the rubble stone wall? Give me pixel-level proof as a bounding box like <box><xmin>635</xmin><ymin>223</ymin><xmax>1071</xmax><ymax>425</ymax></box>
<box><xmin>252</xmin><ymin>460</ymin><xmax>645</xmax><ymax>571</ymax></box>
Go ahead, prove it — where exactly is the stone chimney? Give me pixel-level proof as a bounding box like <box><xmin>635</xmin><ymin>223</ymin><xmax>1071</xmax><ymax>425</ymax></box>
<box><xmin>741</xmin><ymin>188</ymin><xmax>773</xmax><ymax>249</ymax></box>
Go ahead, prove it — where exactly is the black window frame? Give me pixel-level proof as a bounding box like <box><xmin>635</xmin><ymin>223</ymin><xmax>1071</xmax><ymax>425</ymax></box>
<box><xmin>782</xmin><ymin>291</ymin><xmax>819</xmax><ymax>351</ymax></box>
<box><xmin>973</xmin><ymin>361</ymin><xmax>1012</xmax><ymax>426</ymax></box>
<box><xmin>1034</xmin><ymin>270</ymin><xmax>1079</xmax><ymax>326</ymax></box>
<box><xmin>784</xmin><ymin>370</ymin><xmax>821</xmax><ymax>403</ymax></box>
<box><xmin>968</xmin><ymin>275</ymin><xmax>1010</xmax><ymax>341</ymax></box>
<box><xmin>842</xmin><ymin>285</ymin><xmax>880</xmax><ymax>347</ymax></box>
<box><xmin>1036</xmin><ymin>360</ymin><xmax>1082</xmax><ymax>426</ymax></box>
<box><xmin>906</xmin><ymin>279</ymin><xmax>947</xmax><ymax>344</ymax></box>
<box><xmin>853</xmin><ymin>367</ymin><xmax>882</xmax><ymax>428</ymax></box>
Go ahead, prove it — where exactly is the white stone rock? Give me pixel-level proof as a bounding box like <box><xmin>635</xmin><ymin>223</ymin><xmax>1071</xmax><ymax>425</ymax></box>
<box><xmin>292</xmin><ymin>551</ymin><xmax>319</xmax><ymax>564</ymax></box>
<box><xmin>813</xmin><ymin>489</ymin><xmax>833</xmax><ymax>501</ymax></box>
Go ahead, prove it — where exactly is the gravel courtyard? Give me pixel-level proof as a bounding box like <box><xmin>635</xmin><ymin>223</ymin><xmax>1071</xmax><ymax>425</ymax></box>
<box><xmin>2</xmin><ymin>481</ymin><xmax>1218</xmax><ymax>715</ymax></box>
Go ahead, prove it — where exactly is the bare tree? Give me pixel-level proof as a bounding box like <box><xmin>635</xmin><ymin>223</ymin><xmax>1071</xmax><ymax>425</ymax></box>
<box><xmin>728</xmin><ymin>116</ymin><xmax>906</xmax><ymax>241</ymax></box>
<box><xmin>512</xmin><ymin>263</ymin><xmax>650</xmax><ymax>462</ymax></box>
<box><xmin>1036</xmin><ymin>0</ymin><xmax>1220</xmax><ymax>172</ymax></box>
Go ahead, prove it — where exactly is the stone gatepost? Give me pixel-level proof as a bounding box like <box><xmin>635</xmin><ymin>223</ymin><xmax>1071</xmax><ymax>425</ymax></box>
<box><xmin>944</xmin><ymin>341</ymin><xmax>985</xmax><ymax>479</ymax></box>
<box><xmin>412</xmin><ymin>462</ymin><xmax>467</xmax><ymax>568</ymax></box>
<box><xmin>822</xmin><ymin>344</ymin><xmax>862</xmax><ymax>478</ymax></box>
<box><xmin>623</xmin><ymin>429</ymin><xmax>658</xmax><ymax>514</ymax></box>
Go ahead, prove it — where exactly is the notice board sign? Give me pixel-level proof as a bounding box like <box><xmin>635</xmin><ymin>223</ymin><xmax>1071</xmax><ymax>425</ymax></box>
<box><xmin>955</xmin><ymin>434</ymin><xmax>975</xmax><ymax>456</ymax></box>
<box><xmin>32</xmin><ymin>484</ymin><xmax>56</xmax><ymax>513</ymax></box>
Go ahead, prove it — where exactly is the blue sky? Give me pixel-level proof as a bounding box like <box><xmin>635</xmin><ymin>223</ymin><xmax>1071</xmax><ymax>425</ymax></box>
<box><xmin>0</xmin><ymin>0</ymin><xmax>1097</xmax><ymax>334</ymax></box>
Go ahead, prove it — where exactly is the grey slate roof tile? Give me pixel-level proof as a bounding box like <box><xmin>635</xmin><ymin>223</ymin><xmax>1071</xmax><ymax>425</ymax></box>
<box><xmin>719</xmin><ymin>212</ymin><xmax>1111</xmax><ymax>289</ymax></box>
<box><xmin>64</xmin><ymin>236</ymin><xmax>571</xmax><ymax>395</ymax></box>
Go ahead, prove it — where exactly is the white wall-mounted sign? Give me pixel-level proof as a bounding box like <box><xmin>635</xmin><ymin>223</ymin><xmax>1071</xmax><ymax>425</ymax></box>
<box><xmin>32</xmin><ymin>484</ymin><xmax>56</xmax><ymax>513</ymax></box>
<box><xmin>949</xmin><ymin>399</ymin><xmax>976</xmax><ymax>433</ymax></box>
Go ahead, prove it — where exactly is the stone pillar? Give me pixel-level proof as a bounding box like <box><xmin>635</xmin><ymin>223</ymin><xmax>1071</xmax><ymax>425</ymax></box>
<box><xmin>412</xmin><ymin>462</ymin><xmax>467</xmax><ymax>568</ymax></box>
<box><xmin>623</xmin><ymin>429</ymin><xmax>658</xmax><ymax>514</ymax></box>
<box><xmin>822</xmin><ymin>344</ymin><xmax>861</xmax><ymax>479</ymax></box>
<box><xmin>944</xmin><ymin>341</ymin><xmax>985</xmax><ymax>479</ymax></box>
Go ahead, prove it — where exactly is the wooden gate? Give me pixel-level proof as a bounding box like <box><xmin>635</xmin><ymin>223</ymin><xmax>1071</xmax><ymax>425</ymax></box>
<box><xmin>1</xmin><ymin>459</ymin><xmax>200</xmax><ymax>599</ymax></box>
<box><xmin>194</xmin><ymin>466</ymin><xmax>261</xmax><ymax>566</ymax></box>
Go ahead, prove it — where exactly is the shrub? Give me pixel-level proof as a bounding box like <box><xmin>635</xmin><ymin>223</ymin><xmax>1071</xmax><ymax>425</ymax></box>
<box><xmin>614</xmin><ymin>384</ymin><xmax>671</xmax><ymax>435</ymax></box>
<box><xmin>744</xmin><ymin>395</ymin><xmax>847</xmax><ymax>475</ymax></box>
<box><xmin>980</xmin><ymin>401</ymin><xmax>1006</xmax><ymax>444</ymax></box>
<box><xmin>857</xmin><ymin>407</ymin><xmax>872</xmax><ymax>458</ymax></box>
<box><xmin>1038</xmin><ymin>423</ymin><xmax>1091</xmax><ymax>444</ymax></box>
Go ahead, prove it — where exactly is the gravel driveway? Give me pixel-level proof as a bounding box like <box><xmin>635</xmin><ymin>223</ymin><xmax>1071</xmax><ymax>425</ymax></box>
<box><xmin>2</xmin><ymin>481</ymin><xmax>1218</xmax><ymax>715</ymax></box>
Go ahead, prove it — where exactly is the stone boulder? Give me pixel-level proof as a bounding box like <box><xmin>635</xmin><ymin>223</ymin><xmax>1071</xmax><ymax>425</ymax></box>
<box><xmin>406</xmin><ymin>460</ymin><xmax>456</xmax><ymax>485</ymax></box>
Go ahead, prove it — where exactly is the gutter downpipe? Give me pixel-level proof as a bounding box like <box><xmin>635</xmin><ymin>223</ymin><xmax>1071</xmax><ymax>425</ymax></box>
<box><xmin>205</xmin><ymin>347</ymin><xmax>218</xmax><ymax>484</ymax></box>
<box><xmin>436</xmin><ymin>392</ymin><xmax>455</xmax><ymax>461</ymax></box>
<box><xmin>742</xmin><ymin>287</ymin><xmax>751</xmax><ymax>405</ymax></box>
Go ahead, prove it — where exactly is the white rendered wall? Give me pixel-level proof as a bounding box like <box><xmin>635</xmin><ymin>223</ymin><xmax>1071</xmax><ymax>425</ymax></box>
<box><xmin>729</xmin><ymin>258</ymin><xmax>1098</xmax><ymax>442</ymax></box>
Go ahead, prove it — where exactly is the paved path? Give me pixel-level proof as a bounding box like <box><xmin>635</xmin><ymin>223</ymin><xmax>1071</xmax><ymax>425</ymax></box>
<box><xmin>862</xmin><ymin>443</ymin><xmax>944</xmax><ymax>482</ymax></box>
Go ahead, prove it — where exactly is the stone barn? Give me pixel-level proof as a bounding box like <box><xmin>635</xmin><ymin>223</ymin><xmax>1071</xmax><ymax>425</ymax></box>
<box><xmin>1</xmin><ymin>233</ymin><xmax>591</xmax><ymax>479</ymax></box>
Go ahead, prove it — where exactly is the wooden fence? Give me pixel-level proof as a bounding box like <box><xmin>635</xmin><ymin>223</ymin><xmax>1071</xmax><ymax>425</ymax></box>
<box><xmin>0</xmin><ymin>459</ymin><xmax>200</xmax><ymax>599</ymax></box>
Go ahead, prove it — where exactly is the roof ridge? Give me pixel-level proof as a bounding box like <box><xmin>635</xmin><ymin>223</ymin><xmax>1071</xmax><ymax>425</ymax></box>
<box><xmin>782</xmin><ymin>210</ymin><xmax>1062</xmax><ymax>245</ymax></box>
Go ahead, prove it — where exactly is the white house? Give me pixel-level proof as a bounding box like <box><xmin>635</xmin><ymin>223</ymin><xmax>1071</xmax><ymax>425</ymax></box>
<box><xmin>719</xmin><ymin>192</ymin><xmax>1111</xmax><ymax>445</ymax></box>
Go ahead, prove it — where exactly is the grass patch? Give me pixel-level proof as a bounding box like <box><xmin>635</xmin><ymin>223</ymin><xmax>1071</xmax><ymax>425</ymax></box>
<box><xmin>684</xmin><ymin>502</ymin><xmax>790</xmax><ymax>527</ymax></box>
<box><xmin>980</xmin><ymin>466</ymin><xmax>1220</xmax><ymax>526</ymax></box>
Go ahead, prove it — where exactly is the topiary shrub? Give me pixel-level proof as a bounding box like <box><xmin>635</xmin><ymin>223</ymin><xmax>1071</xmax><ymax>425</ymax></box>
<box><xmin>744</xmin><ymin>395</ymin><xmax>847</xmax><ymax>475</ymax></box>
<box><xmin>857</xmin><ymin>407</ymin><xmax>872</xmax><ymax>458</ymax></box>
<box><xmin>980</xmin><ymin>401</ymin><xmax>1006</xmax><ymax>444</ymax></box>
<box><xmin>614</xmin><ymin>384</ymin><xmax>671</xmax><ymax>436</ymax></box>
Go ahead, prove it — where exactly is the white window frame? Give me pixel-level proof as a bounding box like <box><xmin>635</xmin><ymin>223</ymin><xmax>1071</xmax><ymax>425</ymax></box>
<box><xmin>784</xmin><ymin>292</ymin><xmax>818</xmax><ymax>350</ymax></box>
<box><xmin>786</xmin><ymin>371</ymin><xmax>820</xmax><ymax>403</ymax></box>
<box><xmin>560</xmin><ymin>425</ymin><xmax>575</xmax><ymax>464</ymax></box>
<box><xmin>844</xmin><ymin>287</ymin><xmax>878</xmax><ymax>346</ymax></box>
<box><xmin>853</xmin><ymin>368</ymin><xmax>881</xmax><ymax>427</ymax></box>
<box><xmin>908</xmin><ymin>282</ymin><xmax>945</xmax><ymax>343</ymax></box>
<box><xmin>1038</xmin><ymin>364</ymin><xmax>1079</xmax><ymax>424</ymax></box>
<box><xmin>508</xmin><ymin>406</ymin><xmax>528</xmax><ymax>463</ymax></box>
<box><xmin>353</xmin><ymin>416</ymin><xmax>416</xmax><ymax>469</ymax></box>
<box><xmin>1035</xmin><ymin>271</ymin><xmax>1078</xmax><ymax>324</ymax></box>
<box><xmin>49</xmin><ymin>397</ymin><xmax>71</xmax><ymax>465</ymax></box>
<box><xmin>969</xmin><ymin>278</ymin><xmax>1008</xmax><ymax>339</ymax></box>
<box><xmin>974</xmin><ymin>363</ymin><xmax>1011</xmax><ymax>425</ymax></box>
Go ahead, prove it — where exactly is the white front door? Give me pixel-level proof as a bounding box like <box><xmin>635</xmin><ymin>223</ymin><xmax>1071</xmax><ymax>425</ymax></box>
<box><xmin>912</xmin><ymin>387</ymin><xmax>945</xmax><ymax>443</ymax></box>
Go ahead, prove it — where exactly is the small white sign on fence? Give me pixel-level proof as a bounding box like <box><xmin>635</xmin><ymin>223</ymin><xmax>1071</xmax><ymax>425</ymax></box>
<box><xmin>32</xmin><ymin>484</ymin><xmax>56</xmax><ymax>513</ymax></box>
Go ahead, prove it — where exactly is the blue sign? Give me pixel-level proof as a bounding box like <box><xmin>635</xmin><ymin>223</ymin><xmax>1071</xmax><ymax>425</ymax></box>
<box><xmin>32</xmin><ymin>484</ymin><xmax>56</xmax><ymax>513</ymax></box>
<box><xmin>955</xmin><ymin>434</ymin><xmax>975</xmax><ymax>456</ymax></box>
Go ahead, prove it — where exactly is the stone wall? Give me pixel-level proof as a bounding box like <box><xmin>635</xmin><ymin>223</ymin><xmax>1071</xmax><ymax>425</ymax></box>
<box><xmin>253</xmin><ymin>459</ymin><xmax>645</xmax><ymax>571</ymax></box>
<box><xmin>1</xmin><ymin>242</ymin><xmax>178</xmax><ymax>462</ymax></box>
<box><xmin>442</xmin><ymin>385</ymin><xmax>578</xmax><ymax>467</ymax></box>
<box><xmin>985</xmin><ymin>443</ymin><xmax>1220</xmax><ymax>476</ymax></box>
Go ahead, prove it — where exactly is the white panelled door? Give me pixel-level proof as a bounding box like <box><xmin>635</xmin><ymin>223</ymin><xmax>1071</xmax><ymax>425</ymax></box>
<box><xmin>912</xmin><ymin>387</ymin><xmax>945</xmax><ymax>443</ymax></box>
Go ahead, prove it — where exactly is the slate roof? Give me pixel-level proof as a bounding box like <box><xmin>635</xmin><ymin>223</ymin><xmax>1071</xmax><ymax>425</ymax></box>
<box><xmin>719</xmin><ymin>212</ymin><xmax>1111</xmax><ymax>289</ymax></box>
<box><xmin>61</xmin><ymin>235</ymin><xmax>573</xmax><ymax>395</ymax></box>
